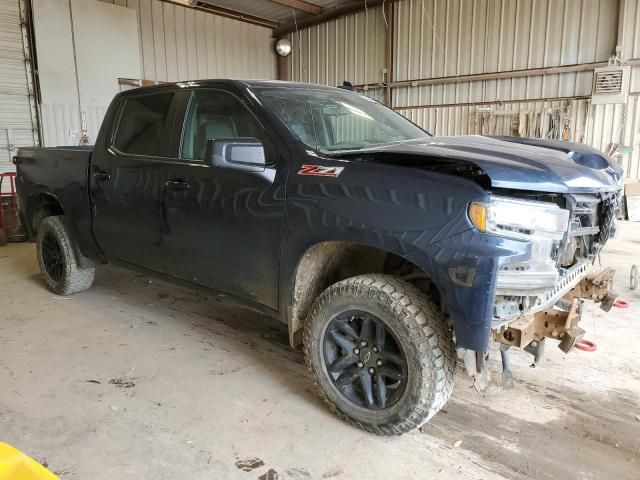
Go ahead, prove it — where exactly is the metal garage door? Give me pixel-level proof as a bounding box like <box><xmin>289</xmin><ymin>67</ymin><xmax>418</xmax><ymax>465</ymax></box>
<box><xmin>0</xmin><ymin>0</ymin><xmax>37</xmax><ymax>177</ymax></box>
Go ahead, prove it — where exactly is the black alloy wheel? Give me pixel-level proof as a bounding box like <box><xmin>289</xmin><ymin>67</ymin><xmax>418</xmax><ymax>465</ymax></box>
<box><xmin>36</xmin><ymin>215</ymin><xmax>95</xmax><ymax>295</ymax></box>
<box><xmin>41</xmin><ymin>232</ymin><xmax>65</xmax><ymax>282</ymax></box>
<box><xmin>323</xmin><ymin>310</ymin><xmax>408</xmax><ymax>410</ymax></box>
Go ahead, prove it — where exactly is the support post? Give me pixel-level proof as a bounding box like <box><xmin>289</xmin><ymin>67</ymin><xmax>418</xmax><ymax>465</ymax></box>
<box><xmin>384</xmin><ymin>1</ymin><xmax>394</xmax><ymax>107</ymax></box>
<box><xmin>277</xmin><ymin>52</ymin><xmax>289</xmax><ymax>81</ymax></box>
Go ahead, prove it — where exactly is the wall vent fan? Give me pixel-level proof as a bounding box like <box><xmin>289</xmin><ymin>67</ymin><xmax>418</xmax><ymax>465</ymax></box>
<box><xmin>591</xmin><ymin>65</ymin><xmax>630</xmax><ymax>104</ymax></box>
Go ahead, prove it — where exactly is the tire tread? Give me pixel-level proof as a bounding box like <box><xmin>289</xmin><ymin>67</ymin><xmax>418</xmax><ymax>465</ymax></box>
<box><xmin>303</xmin><ymin>274</ymin><xmax>455</xmax><ymax>435</ymax></box>
<box><xmin>36</xmin><ymin>216</ymin><xmax>95</xmax><ymax>295</ymax></box>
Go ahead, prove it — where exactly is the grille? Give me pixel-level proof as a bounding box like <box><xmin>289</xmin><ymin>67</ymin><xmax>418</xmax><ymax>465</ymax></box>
<box><xmin>560</xmin><ymin>194</ymin><xmax>600</xmax><ymax>266</ymax></box>
<box><xmin>561</xmin><ymin>192</ymin><xmax>620</xmax><ymax>266</ymax></box>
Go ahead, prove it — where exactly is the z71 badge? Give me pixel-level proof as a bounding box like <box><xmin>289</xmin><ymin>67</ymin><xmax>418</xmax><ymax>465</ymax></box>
<box><xmin>297</xmin><ymin>165</ymin><xmax>344</xmax><ymax>177</ymax></box>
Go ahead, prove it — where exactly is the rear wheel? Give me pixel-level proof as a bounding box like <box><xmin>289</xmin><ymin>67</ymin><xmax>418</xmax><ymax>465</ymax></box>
<box><xmin>36</xmin><ymin>216</ymin><xmax>95</xmax><ymax>295</ymax></box>
<box><xmin>304</xmin><ymin>274</ymin><xmax>455</xmax><ymax>435</ymax></box>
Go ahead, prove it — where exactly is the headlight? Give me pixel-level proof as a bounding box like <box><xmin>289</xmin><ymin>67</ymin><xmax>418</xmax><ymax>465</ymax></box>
<box><xmin>469</xmin><ymin>196</ymin><xmax>570</xmax><ymax>241</ymax></box>
<box><xmin>469</xmin><ymin>196</ymin><xmax>571</xmax><ymax>291</ymax></box>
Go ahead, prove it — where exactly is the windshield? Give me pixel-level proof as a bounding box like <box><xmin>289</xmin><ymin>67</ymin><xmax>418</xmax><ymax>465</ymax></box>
<box><xmin>254</xmin><ymin>87</ymin><xmax>430</xmax><ymax>152</ymax></box>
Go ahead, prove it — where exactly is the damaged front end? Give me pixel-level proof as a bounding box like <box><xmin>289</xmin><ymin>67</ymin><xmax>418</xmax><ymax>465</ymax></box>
<box><xmin>495</xmin><ymin>267</ymin><xmax>616</xmax><ymax>352</ymax></box>
<box><xmin>465</xmin><ymin>190</ymin><xmax>620</xmax><ymax>389</ymax></box>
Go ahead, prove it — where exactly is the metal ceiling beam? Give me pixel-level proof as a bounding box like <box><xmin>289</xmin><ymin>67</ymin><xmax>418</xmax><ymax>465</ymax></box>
<box><xmin>273</xmin><ymin>0</ymin><xmax>400</xmax><ymax>37</ymax></box>
<box><xmin>267</xmin><ymin>0</ymin><xmax>323</xmax><ymax>15</ymax></box>
<box><xmin>393</xmin><ymin>95</ymin><xmax>593</xmax><ymax>112</ymax></box>
<box><xmin>355</xmin><ymin>60</ymin><xmax>640</xmax><ymax>91</ymax></box>
<box><xmin>161</xmin><ymin>1</ymin><xmax>279</xmax><ymax>29</ymax></box>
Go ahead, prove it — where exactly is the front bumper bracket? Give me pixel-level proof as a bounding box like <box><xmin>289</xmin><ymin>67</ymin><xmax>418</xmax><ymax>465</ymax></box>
<box><xmin>493</xmin><ymin>268</ymin><xmax>616</xmax><ymax>354</ymax></box>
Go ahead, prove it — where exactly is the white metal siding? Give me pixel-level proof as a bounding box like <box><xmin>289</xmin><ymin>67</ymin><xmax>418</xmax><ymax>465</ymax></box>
<box><xmin>619</xmin><ymin>0</ymin><xmax>640</xmax><ymax>92</ymax></box>
<box><xmin>617</xmin><ymin>0</ymin><xmax>640</xmax><ymax>179</ymax></box>
<box><xmin>288</xmin><ymin>7</ymin><xmax>386</xmax><ymax>89</ymax></box>
<box><xmin>0</xmin><ymin>0</ymin><xmax>36</xmax><ymax>174</ymax></box>
<box><xmin>393</xmin><ymin>0</ymin><xmax>619</xmax><ymax>108</ymax></box>
<box><xmin>401</xmin><ymin>98</ymin><xmax>590</xmax><ymax>138</ymax></box>
<box><xmin>34</xmin><ymin>0</ymin><xmax>140</xmax><ymax>146</ymax></box>
<box><xmin>102</xmin><ymin>0</ymin><xmax>277</xmax><ymax>82</ymax></box>
<box><xmin>35</xmin><ymin>0</ymin><xmax>277</xmax><ymax>146</ymax></box>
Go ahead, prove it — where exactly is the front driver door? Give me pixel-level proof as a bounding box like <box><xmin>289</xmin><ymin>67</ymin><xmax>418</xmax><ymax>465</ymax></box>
<box><xmin>160</xmin><ymin>88</ymin><xmax>286</xmax><ymax>309</ymax></box>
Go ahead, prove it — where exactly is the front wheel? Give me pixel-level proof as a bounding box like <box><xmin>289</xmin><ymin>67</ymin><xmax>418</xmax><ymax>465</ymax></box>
<box><xmin>304</xmin><ymin>274</ymin><xmax>455</xmax><ymax>435</ymax></box>
<box><xmin>36</xmin><ymin>215</ymin><xmax>95</xmax><ymax>295</ymax></box>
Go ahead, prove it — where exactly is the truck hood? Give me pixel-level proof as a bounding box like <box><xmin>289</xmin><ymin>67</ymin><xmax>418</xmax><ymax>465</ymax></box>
<box><xmin>332</xmin><ymin>135</ymin><xmax>623</xmax><ymax>194</ymax></box>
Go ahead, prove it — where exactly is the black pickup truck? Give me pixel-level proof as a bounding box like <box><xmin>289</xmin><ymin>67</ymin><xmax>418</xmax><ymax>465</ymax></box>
<box><xmin>15</xmin><ymin>80</ymin><xmax>622</xmax><ymax>434</ymax></box>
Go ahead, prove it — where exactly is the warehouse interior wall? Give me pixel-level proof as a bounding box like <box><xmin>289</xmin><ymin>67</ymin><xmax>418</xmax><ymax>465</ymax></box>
<box><xmin>288</xmin><ymin>0</ymin><xmax>640</xmax><ymax>180</ymax></box>
<box><xmin>73</xmin><ymin>0</ymin><xmax>140</xmax><ymax>141</ymax></box>
<box><xmin>288</xmin><ymin>7</ymin><xmax>387</xmax><ymax>91</ymax></box>
<box><xmin>33</xmin><ymin>0</ymin><xmax>140</xmax><ymax>145</ymax></box>
<box><xmin>123</xmin><ymin>0</ymin><xmax>276</xmax><ymax>83</ymax></box>
<box><xmin>0</xmin><ymin>0</ymin><xmax>38</xmax><ymax>175</ymax></box>
<box><xmin>32</xmin><ymin>0</ymin><xmax>277</xmax><ymax>146</ymax></box>
<box><xmin>32</xmin><ymin>0</ymin><xmax>81</xmax><ymax>147</ymax></box>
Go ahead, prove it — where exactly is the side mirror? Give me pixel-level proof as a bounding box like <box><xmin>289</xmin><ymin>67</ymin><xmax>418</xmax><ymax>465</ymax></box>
<box><xmin>204</xmin><ymin>138</ymin><xmax>266</xmax><ymax>172</ymax></box>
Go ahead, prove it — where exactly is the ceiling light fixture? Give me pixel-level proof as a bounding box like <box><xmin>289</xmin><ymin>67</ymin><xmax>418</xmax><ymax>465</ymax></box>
<box><xmin>275</xmin><ymin>38</ymin><xmax>292</xmax><ymax>57</ymax></box>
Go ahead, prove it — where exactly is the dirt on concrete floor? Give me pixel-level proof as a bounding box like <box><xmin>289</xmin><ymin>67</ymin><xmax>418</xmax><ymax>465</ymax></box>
<box><xmin>1</xmin><ymin>223</ymin><xmax>639</xmax><ymax>480</ymax></box>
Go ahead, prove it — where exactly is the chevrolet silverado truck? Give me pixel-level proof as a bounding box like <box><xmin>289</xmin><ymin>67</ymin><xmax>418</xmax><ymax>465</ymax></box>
<box><xmin>15</xmin><ymin>80</ymin><xmax>622</xmax><ymax>435</ymax></box>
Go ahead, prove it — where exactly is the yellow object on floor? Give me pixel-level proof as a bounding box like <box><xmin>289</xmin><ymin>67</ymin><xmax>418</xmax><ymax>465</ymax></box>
<box><xmin>0</xmin><ymin>443</ymin><xmax>59</xmax><ymax>480</ymax></box>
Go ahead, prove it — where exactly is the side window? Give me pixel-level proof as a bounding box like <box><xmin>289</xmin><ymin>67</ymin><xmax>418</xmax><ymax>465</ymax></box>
<box><xmin>181</xmin><ymin>90</ymin><xmax>266</xmax><ymax>161</ymax></box>
<box><xmin>114</xmin><ymin>92</ymin><xmax>175</xmax><ymax>157</ymax></box>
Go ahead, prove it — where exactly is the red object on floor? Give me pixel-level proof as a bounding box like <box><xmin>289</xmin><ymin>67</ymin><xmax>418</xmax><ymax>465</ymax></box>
<box><xmin>0</xmin><ymin>172</ymin><xmax>19</xmax><ymax>246</ymax></box>
<box><xmin>613</xmin><ymin>299</ymin><xmax>630</xmax><ymax>308</ymax></box>
<box><xmin>575</xmin><ymin>340</ymin><xmax>597</xmax><ymax>352</ymax></box>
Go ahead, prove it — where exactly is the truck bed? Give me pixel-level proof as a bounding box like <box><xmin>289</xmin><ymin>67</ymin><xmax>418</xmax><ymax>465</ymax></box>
<box><xmin>15</xmin><ymin>146</ymin><xmax>96</xmax><ymax>257</ymax></box>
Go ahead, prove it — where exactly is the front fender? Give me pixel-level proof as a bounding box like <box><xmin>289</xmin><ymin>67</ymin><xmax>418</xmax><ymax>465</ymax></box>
<box><xmin>279</xmin><ymin>158</ymin><xmax>516</xmax><ymax>350</ymax></box>
<box><xmin>421</xmin><ymin>230</ymin><xmax>530</xmax><ymax>351</ymax></box>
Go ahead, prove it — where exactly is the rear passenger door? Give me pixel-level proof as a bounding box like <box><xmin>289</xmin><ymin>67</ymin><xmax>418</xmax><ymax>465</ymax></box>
<box><xmin>159</xmin><ymin>88</ymin><xmax>286</xmax><ymax>309</ymax></box>
<box><xmin>90</xmin><ymin>89</ymin><xmax>181</xmax><ymax>272</ymax></box>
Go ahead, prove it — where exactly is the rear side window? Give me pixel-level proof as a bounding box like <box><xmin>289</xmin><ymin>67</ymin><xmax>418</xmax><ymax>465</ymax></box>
<box><xmin>114</xmin><ymin>92</ymin><xmax>175</xmax><ymax>156</ymax></box>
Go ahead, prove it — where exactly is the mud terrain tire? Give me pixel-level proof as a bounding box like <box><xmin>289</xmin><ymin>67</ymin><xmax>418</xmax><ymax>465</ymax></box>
<box><xmin>36</xmin><ymin>215</ymin><xmax>95</xmax><ymax>295</ymax></box>
<box><xmin>304</xmin><ymin>274</ymin><xmax>455</xmax><ymax>435</ymax></box>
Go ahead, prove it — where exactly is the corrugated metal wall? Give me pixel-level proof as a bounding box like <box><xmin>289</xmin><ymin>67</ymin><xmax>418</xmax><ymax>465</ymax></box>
<box><xmin>0</xmin><ymin>0</ymin><xmax>36</xmax><ymax>174</ymax></box>
<box><xmin>392</xmin><ymin>0</ymin><xmax>618</xmax><ymax>107</ymax></box>
<box><xmin>35</xmin><ymin>0</ymin><xmax>277</xmax><ymax>146</ymax></box>
<box><xmin>289</xmin><ymin>7</ymin><xmax>386</xmax><ymax>89</ymax></box>
<box><xmin>101</xmin><ymin>0</ymin><xmax>276</xmax><ymax>82</ymax></box>
<box><xmin>617</xmin><ymin>0</ymin><xmax>640</xmax><ymax>179</ymax></box>
<box><xmin>400</xmin><ymin>98</ymin><xmax>590</xmax><ymax>138</ymax></box>
<box><xmin>288</xmin><ymin>0</ymin><xmax>640</xmax><ymax>179</ymax></box>
<box><xmin>619</xmin><ymin>0</ymin><xmax>640</xmax><ymax>91</ymax></box>
<box><xmin>35</xmin><ymin>0</ymin><xmax>141</xmax><ymax>146</ymax></box>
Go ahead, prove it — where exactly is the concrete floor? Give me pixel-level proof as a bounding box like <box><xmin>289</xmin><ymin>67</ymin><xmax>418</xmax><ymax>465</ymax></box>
<box><xmin>1</xmin><ymin>224</ymin><xmax>639</xmax><ymax>480</ymax></box>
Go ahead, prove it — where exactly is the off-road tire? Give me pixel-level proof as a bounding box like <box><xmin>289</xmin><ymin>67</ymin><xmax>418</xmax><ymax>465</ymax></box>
<box><xmin>36</xmin><ymin>215</ymin><xmax>95</xmax><ymax>295</ymax></box>
<box><xmin>304</xmin><ymin>274</ymin><xmax>456</xmax><ymax>435</ymax></box>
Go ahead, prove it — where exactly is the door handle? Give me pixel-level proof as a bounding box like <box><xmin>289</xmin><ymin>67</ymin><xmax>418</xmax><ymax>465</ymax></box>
<box><xmin>93</xmin><ymin>170</ymin><xmax>110</xmax><ymax>182</ymax></box>
<box><xmin>165</xmin><ymin>179</ymin><xmax>190</xmax><ymax>191</ymax></box>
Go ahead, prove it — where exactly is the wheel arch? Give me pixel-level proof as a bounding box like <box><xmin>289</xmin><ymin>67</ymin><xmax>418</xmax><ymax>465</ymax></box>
<box><xmin>29</xmin><ymin>192</ymin><xmax>95</xmax><ymax>269</ymax></box>
<box><xmin>27</xmin><ymin>189</ymin><xmax>65</xmax><ymax>234</ymax></box>
<box><xmin>285</xmin><ymin>240</ymin><xmax>445</xmax><ymax>347</ymax></box>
